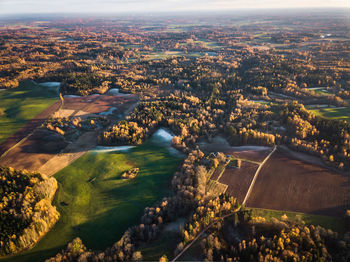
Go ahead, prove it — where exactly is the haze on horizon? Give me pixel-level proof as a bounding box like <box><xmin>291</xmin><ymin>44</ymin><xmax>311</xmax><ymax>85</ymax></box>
<box><xmin>0</xmin><ymin>0</ymin><xmax>349</xmax><ymax>15</ymax></box>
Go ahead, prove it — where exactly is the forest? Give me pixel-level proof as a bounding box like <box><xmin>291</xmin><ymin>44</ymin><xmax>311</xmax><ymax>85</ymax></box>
<box><xmin>0</xmin><ymin>166</ymin><xmax>59</xmax><ymax>256</ymax></box>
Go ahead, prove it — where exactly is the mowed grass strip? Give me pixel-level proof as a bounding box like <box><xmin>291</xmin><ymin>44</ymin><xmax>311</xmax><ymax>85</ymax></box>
<box><xmin>0</xmin><ymin>81</ymin><xmax>58</xmax><ymax>143</ymax></box>
<box><xmin>4</xmin><ymin>139</ymin><xmax>183</xmax><ymax>262</ymax></box>
<box><xmin>207</xmin><ymin>179</ymin><xmax>228</xmax><ymax>196</ymax></box>
<box><xmin>307</xmin><ymin>106</ymin><xmax>350</xmax><ymax>122</ymax></box>
<box><xmin>249</xmin><ymin>207</ymin><xmax>344</xmax><ymax>234</ymax></box>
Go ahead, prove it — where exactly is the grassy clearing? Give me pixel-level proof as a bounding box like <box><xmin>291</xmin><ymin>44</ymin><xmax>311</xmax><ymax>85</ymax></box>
<box><xmin>142</xmin><ymin>50</ymin><xmax>216</xmax><ymax>61</ymax></box>
<box><xmin>249</xmin><ymin>207</ymin><xmax>344</xmax><ymax>234</ymax></box>
<box><xmin>307</xmin><ymin>106</ymin><xmax>350</xmax><ymax>122</ymax></box>
<box><xmin>3</xmin><ymin>138</ymin><xmax>183</xmax><ymax>262</ymax></box>
<box><xmin>144</xmin><ymin>51</ymin><xmax>184</xmax><ymax>60</ymax></box>
<box><xmin>0</xmin><ymin>80</ymin><xmax>58</xmax><ymax>143</ymax></box>
<box><xmin>193</xmin><ymin>40</ymin><xmax>221</xmax><ymax>49</ymax></box>
<box><xmin>138</xmin><ymin>229</ymin><xmax>182</xmax><ymax>261</ymax></box>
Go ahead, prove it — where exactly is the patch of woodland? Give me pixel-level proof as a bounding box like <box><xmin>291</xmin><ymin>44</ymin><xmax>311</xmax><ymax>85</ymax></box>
<box><xmin>0</xmin><ymin>166</ymin><xmax>59</xmax><ymax>256</ymax></box>
<box><xmin>44</xmin><ymin>116</ymin><xmax>110</xmax><ymax>141</ymax></box>
<box><xmin>199</xmin><ymin>214</ymin><xmax>350</xmax><ymax>261</ymax></box>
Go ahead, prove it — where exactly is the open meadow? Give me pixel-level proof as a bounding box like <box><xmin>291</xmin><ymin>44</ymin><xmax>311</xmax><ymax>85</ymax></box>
<box><xmin>3</xmin><ymin>133</ymin><xmax>184</xmax><ymax>262</ymax></box>
<box><xmin>249</xmin><ymin>208</ymin><xmax>345</xmax><ymax>234</ymax></box>
<box><xmin>307</xmin><ymin>105</ymin><xmax>350</xmax><ymax>122</ymax></box>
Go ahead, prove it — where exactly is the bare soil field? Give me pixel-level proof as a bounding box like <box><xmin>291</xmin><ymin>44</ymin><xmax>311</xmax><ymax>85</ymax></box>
<box><xmin>246</xmin><ymin>147</ymin><xmax>350</xmax><ymax>217</ymax></box>
<box><xmin>0</xmin><ymin>128</ymin><xmax>97</xmax><ymax>174</ymax></box>
<box><xmin>58</xmin><ymin>94</ymin><xmax>138</xmax><ymax>118</ymax></box>
<box><xmin>199</xmin><ymin>136</ymin><xmax>272</xmax><ymax>163</ymax></box>
<box><xmin>37</xmin><ymin>131</ymin><xmax>98</xmax><ymax>176</ymax></box>
<box><xmin>219</xmin><ymin>162</ymin><xmax>258</xmax><ymax>203</ymax></box>
<box><xmin>0</xmin><ymin>101</ymin><xmax>61</xmax><ymax>156</ymax></box>
<box><xmin>0</xmin><ymin>93</ymin><xmax>139</xmax><ymax>175</ymax></box>
<box><xmin>210</xmin><ymin>163</ymin><xmax>226</xmax><ymax>180</ymax></box>
<box><xmin>227</xmin><ymin>147</ymin><xmax>272</xmax><ymax>163</ymax></box>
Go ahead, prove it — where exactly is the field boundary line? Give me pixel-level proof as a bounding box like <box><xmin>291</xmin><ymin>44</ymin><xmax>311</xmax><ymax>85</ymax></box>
<box><xmin>171</xmin><ymin>206</ymin><xmax>241</xmax><ymax>262</ymax></box>
<box><xmin>242</xmin><ymin>145</ymin><xmax>276</xmax><ymax>206</ymax></box>
<box><xmin>0</xmin><ymin>133</ymin><xmax>33</xmax><ymax>160</ymax></box>
<box><xmin>240</xmin><ymin>159</ymin><xmax>261</xmax><ymax>165</ymax></box>
<box><xmin>0</xmin><ymin>93</ymin><xmax>63</xmax><ymax>160</ymax></box>
<box><xmin>215</xmin><ymin>160</ymin><xmax>230</xmax><ymax>182</ymax></box>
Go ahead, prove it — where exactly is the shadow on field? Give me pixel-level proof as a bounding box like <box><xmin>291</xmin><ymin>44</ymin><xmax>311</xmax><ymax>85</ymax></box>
<box><xmin>311</xmin><ymin>204</ymin><xmax>350</xmax><ymax>217</ymax></box>
<box><xmin>1</xmin><ymin>246</ymin><xmax>64</xmax><ymax>262</ymax></box>
<box><xmin>61</xmin><ymin>168</ymin><xmax>174</xmax><ymax>251</ymax></box>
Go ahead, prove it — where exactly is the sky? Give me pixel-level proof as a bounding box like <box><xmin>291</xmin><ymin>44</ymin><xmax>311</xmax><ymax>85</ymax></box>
<box><xmin>0</xmin><ymin>0</ymin><xmax>349</xmax><ymax>14</ymax></box>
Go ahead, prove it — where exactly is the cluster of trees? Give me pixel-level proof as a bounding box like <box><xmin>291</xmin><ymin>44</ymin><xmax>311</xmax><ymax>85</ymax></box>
<box><xmin>100</xmin><ymin>121</ymin><xmax>146</xmax><ymax>145</ymax></box>
<box><xmin>45</xmin><ymin>116</ymin><xmax>110</xmax><ymax>139</ymax></box>
<box><xmin>222</xmin><ymin>100</ymin><xmax>350</xmax><ymax>170</ymax></box>
<box><xmin>280</xmin><ymin>102</ymin><xmax>350</xmax><ymax>169</ymax></box>
<box><xmin>100</xmin><ymin>94</ymin><xmax>226</xmax><ymax>152</ymax></box>
<box><xmin>201</xmin><ymin>215</ymin><xmax>350</xmax><ymax>261</ymax></box>
<box><xmin>60</xmin><ymin>72</ymin><xmax>111</xmax><ymax>96</ymax></box>
<box><xmin>121</xmin><ymin>168</ymin><xmax>139</xmax><ymax>179</ymax></box>
<box><xmin>174</xmin><ymin>194</ymin><xmax>243</xmax><ymax>255</ymax></box>
<box><xmin>0</xmin><ymin>166</ymin><xmax>59</xmax><ymax>256</ymax></box>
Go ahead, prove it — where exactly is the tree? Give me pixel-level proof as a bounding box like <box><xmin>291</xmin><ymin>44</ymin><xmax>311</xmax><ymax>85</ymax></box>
<box><xmin>132</xmin><ymin>251</ymin><xmax>142</xmax><ymax>261</ymax></box>
<box><xmin>159</xmin><ymin>255</ymin><xmax>168</xmax><ymax>262</ymax></box>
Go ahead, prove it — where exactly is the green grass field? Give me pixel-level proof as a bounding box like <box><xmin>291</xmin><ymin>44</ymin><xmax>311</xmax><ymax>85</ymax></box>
<box><xmin>0</xmin><ymin>80</ymin><xmax>58</xmax><ymax>143</ymax></box>
<box><xmin>3</xmin><ymin>137</ymin><xmax>183</xmax><ymax>262</ymax></box>
<box><xmin>249</xmin><ymin>207</ymin><xmax>344</xmax><ymax>233</ymax></box>
<box><xmin>307</xmin><ymin>106</ymin><xmax>350</xmax><ymax>122</ymax></box>
<box><xmin>139</xmin><ymin>229</ymin><xmax>181</xmax><ymax>261</ymax></box>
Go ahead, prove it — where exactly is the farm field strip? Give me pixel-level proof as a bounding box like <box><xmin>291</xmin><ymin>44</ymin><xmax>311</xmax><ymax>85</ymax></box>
<box><xmin>215</xmin><ymin>159</ymin><xmax>231</xmax><ymax>181</ymax></box>
<box><xmin>246</xmin><ymin>147</ymin><xmax>350</xmax><ymax>216</ymax></box>
<box><xmin>206</xmin><ymin>179</ymin><xmax>228</xmax><ymax>196</ymax></box>
<box><xmin>0</xmin><ymin>94</ymin><xmax>62</xmax><ymax>160</ymax></box>
<box><xmin>207</xmin><ymin>146</ymin><xmax>276</xmax><ymax>205</ymax></box>
<box><xmin>242</xmin><ymin>146</ymin><xmax>277</xmax><ymax>206</ymax></box>
<box><xmin>0</xmin><ymin>81</ymin><xmax>59</xmax><ymax>144</ymax></box>
<box><xmin>306</xmin><ymin>105</ymin><xmax>350</xmax><ymax>122</ymax></box>
<box><xmin>0</xmin><ymin>131</ymin><xmax>33</xmax><ymax>160</ymax></box>
<box><xmin>249</xmin><ymin>207</ymin><xmax>344</xmax><ymax>233</ymax></box>
<box><xmin>234</xmin><ymin>158</ymin><xmax>261</xmax><ymax>165</ymax></box>
<box><xmin>0</xmin><ymin>92</ymin><xmax>138</xmax><ymax>174</ymax></box>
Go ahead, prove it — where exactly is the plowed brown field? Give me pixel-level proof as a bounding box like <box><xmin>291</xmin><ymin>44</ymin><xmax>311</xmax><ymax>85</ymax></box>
<box><xmin>246</xmin><ymin>147</ymin><xmax>350</xmax><ymax>216</ymax></box>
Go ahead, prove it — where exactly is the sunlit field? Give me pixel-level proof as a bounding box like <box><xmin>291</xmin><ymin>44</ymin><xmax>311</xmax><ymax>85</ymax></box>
<box><xmin>0</xmin><ymin>81</ymin><xmax>58</xmax><ymax>143</ymax></box>
<box><xmin>3</xmin><ymin>135</ymin><xmax>183</xmax><ymax>262</ymax></box>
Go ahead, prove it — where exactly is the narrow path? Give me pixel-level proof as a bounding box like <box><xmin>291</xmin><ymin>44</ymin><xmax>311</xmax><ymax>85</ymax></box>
<box><xmin>215</xmin><ymin>160</ymin><xmax>230</xmax><ymax>181</ymax></box>
<box><xmin>239</xmin><ymin>159</ymin><xmax>261</xmax><ymax>165</ymax></box>
<box><xmin>171</xmin><ymin>207</ymin><xmax>241</xmax><ymax>262</ymax></box>
<box><xmin>242</xmin><ymin>146</ymin><xmax>276</xmax><ymax>206</ymax></box>
<box><xmin>0</xmin><ymin>133</ymin><xmax>33</xmax><ymax>160</ymax></box>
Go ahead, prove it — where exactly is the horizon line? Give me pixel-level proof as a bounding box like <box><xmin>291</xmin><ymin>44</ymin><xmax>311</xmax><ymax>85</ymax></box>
<box><xmin>1</xmin><ymin>7</ymin><xmax>350</xmax><ymax>18</ymax></box>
